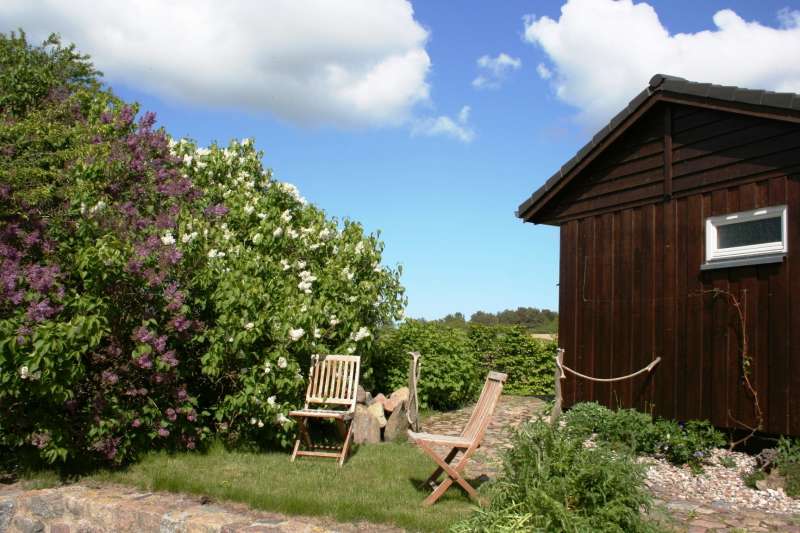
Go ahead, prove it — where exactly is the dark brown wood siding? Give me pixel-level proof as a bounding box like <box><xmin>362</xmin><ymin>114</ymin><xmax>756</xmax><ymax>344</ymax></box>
<box><xmin>555</xmin><ymin>103</ymin><xmax>800</xmax><ymax>435</ymax></box>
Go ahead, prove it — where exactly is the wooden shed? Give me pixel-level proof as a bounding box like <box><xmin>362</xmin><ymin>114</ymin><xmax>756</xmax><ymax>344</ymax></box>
<box><xmin>518</xmin><ymin>74</ymin><xmax>800</xmax><ymax>436</ymax></box>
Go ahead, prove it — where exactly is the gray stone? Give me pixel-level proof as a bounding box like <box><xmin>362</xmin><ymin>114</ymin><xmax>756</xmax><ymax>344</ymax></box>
<box><xmin>27</xmin><ymin>493</ymin><xmax>64</xmax><ymax>519</ymax></box>
<box><xmin>352</xmin><ymin>405</ymin><xmax>380</xmax><ymax>444</ymax></box>
<box><xmin>356</xmin><ymin>386</ymin><xmax>368</xmax><ymax>404</ymax></box>
<box><xmin>0</xmin><ymin>498</ymin><xmax>16</xmax><ymax>532</ymax></box>
<box><xmin>11</xmin><ymin>515</ymin><xmax>44</xmax><ymax>533</ymax></box>
<box><xmin>384</xmin><ymin>400</ymin><xmax>410</xmax><ymax>442</ymax></box>
<box><xmin>367</xmin><ymin>402</ymin><xmax>386</xmax><ymax>428</ymax></box>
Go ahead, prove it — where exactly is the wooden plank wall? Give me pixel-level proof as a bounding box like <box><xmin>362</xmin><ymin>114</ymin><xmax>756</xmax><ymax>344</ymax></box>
<box><xmin>556</xmin><ymin>103</ymin><xmax>800</xmax><ymax>435</ymax></box>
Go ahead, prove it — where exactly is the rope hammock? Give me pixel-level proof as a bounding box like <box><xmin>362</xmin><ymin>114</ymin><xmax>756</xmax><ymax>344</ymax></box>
<box><xmin>407</xmin><ymin>351</ymin><xmax>422</xmax><ymax>432</ymax></box>
<box><xmin>550</xmin><ymin>348</ymin><xmax>661</xmax><ymax>421</ymax></box>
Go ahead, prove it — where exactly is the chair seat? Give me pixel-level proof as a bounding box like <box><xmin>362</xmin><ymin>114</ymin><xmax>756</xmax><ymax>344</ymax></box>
<box><xmin>407</xmin><ymin>431</ymin><xmax>472</xmax><ymax>447</ymax></box>
<box><xmin>289</xmin><ymin>408</ymin><xmax>353</xmax><ymax>420</ymax></box>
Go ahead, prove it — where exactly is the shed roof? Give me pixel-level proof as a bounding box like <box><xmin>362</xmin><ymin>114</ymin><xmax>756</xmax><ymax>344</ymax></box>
<box><xmin>517</xmin><ymin>74</ymin><xmax>800</xmax><ymax>223</ymax></box>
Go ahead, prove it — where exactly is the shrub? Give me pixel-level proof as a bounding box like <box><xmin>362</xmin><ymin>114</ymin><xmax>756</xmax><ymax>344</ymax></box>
<box><xmin>468</xmin><ymin>324</ymin><xmax>556</xmax><ymax>395</ymax></box>
<box><xmin>561</xmin><ymin>403</ymin><xmax>725</xmax><ymax>469</ymax></box>
<box><xmin>0</xmin><ymin>32</ymin><xmax>405</xmax><ymax>466</ymax></box>
<box><xmin>373</xmin><ymin>321</ymin><xmax>479</xmax><ymax>410</ymax></box>
<box><xmin>775</xmin><ymin>437</ymin><xmax>800</xmax><ymax>499</ymax></box>
<box><xmin>452</xmin><ymin>420</ymin><xmax>659</xmax><ymax>533</ymax></box>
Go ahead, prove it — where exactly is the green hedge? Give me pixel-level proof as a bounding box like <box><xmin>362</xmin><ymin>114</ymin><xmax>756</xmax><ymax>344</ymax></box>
<box><xmin>370</xmin><ymin>321</ymin><xmax>557</xmax><ymax>411</ymax></box>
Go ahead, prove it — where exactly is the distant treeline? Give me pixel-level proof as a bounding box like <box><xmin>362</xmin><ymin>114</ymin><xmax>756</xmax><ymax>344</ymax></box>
<box><xmin>425</xmin><ymin>307</ymin><xmax>558</xmax><ymax>333</ymax></box>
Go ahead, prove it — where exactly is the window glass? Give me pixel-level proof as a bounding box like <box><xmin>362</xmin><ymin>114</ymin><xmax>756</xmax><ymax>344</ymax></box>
<box><xmin>717</xmin><ymin>217</ymin><xmax>782</xmax><ymax>249</ymax></box>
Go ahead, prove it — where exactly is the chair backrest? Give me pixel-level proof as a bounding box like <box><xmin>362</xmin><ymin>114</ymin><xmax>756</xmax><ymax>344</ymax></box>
<box><xmin>304</xmin><ymin>354</ymin><xmax>361</xmax><ymax>413</ymax></box>
<box><xmin>461</xmin><ymin>371</ymin><xmax>507</xmax><ymax>442</ymax></box>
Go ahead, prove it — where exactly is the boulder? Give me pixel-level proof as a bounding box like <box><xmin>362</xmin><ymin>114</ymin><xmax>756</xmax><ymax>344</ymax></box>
<box><xmin>384</xmin><ymin>400</ymin><xmax>410</xmax><ymax>442</ymax></box>
<box><xmin>352</xmin><ymin>405</ymin><xmax>381</xmax><ymax>444</ymax></box>
<box><xmin>368</xmin><ymin>402</ymin><xmax>387</xmax><ymax>428</ymax></box>
<box><xmin>384</xmin><ymin>387</ymin><xmax>410</xmax><ymax>412</ymax></box>
<box><xmin>356</xmin><ymin>385</ymin><xmax>367</xmax><ymax>404</ymax></box>
<box><xmin>371</xmin><ymin>393</ymin><xmax>387</xmax><ymax>407</ymax></box>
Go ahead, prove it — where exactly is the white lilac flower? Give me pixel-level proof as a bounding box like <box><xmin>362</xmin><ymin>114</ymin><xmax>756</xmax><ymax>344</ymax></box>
<box><xmin>287</xmin><ymin>228</ymin><xmax>299</xmax><ymax>239</ymax></box>
<box><xmin>309</xmin><ymin>243</ymin><xmax>321</xmax><ymax>250</ymax></box>
<box><xmin>267</xmin><ymin>395</ymin><xmax>276</xmax><ymax>406</ymax></box>
<box><xmin>246</xmin><ymin>181</ymin><xmax>255</xmax><ymax>189</ymax></box>
<box><xmin>273</xmin><ymin>227</ymin><xmax>284</xmax><ymax>238</ymax></box>
<box><xmin>181</xmin><ymin>231</ymin><xmax>198</xmax><ymax>243</ymax></box>
<box><xmin>196</xmin><ymin>147</ymin><xmax>210</xmax><ymax>156</ymax></box>
<box><xmin>228</xmin><ymin>336</ymin><xmax>234</xmax><ymax>343</ymax></box>
<box><xmin>355</xmin><ymin>241</ymin><xmax>364</xmax><ymax>254</ymax></box>
<box><xmin>244</xmin><ymin>322</ymin><xmax>255</xmax><ymax>331</ymax></box>
<box><xmin>80</xmin><ymin>202</ymin><xmax>87</xmax><ymax>215</ymax></box>
<box><xmin>348</xmin><ymin>296</ymin><xmax>357</xmax><ymax>303</ymax></box>
<box><xmin>250</xmin><ymin>417</ymin><xmax>257</xmax><ymax>425</ymax></box>
<box><xmin>319</xmin><ymin>228</ymin><xmax>332</xmax><ymax>241</ymax></box>
<box><xmin>288</xmin><ymin>328</ymin><xmax>305</xmax><ymax>342</ymax></box>
<box><xmin>276</xmin><ymin>413</ymin><xmax>289</xmax><ymax>424</ymax></box>
<box><xmin>342</xmin><ymin>267</ymin><xmax>354</xmax><ymax>281</ymax></box>
<box><xmin>347</xmin><ymin>346</ymin><xmax>356</xmax><ymax>354</ymax></box>
<box><xmin>372</xmin><ymin>262</ymin><xmax>382</xmax><ymax>272</ymax></box>
<box><xmin>329</xmin><ymin>315</ymin><xmax>340</xmax><ymax>326</ymax></box>
<box><xmin>257</xmin><ymin>420</ymin><xmax>264</xmax><ymax>428</ymax></box>
<box><xmin>281</xmin><ymin>210</ymin><xmax>292</xmax><ymax>223</ymax></box>
<box><xmin>89</xmin><ymin>200</ymin><xmax>106</xmax><ymax>214</ymax></box>
<box><xmin>314</xmin><ymin>328</ymin><xmax>321</xmax><ymax>339</ymax></box>
<box><xmin>277</xmin><ymin>356</ymin><xmax>288</xmax><ymax>369</ymax></box>
<box><xmin>19</xmin><ymin>366</ymin><xmax>29</xmax><ymax>379</ymax></box>
<box><xmin>252</xmin><ymin>233</ymin><xmax>263</xmax><ymax>244</ymax></box>
<box><xmin>257</xmin><ymin>212</ymin><xmax>267</xmax><ymax>220</ymax></box>
<box><xmin>263</xmin><ymin>362</ymin><xmax>271</xmax><ymax>374</ymax></box>
<box><xmin>298</xmin><ymin>281</ymin><xmax>312</xmax><ymax>294</ymax></box>
<box><xmin>242</xmin><ymin>138</ymin><xmax>252</xmax><ymax>146</ymax></box>
<box><xmin>351</xmin><ymin>327</ymin><xmax>371</xmax><ymax>342</ymax></box>
<box><xmin>208</xmin><ymin>249</ymin><xmax>226</xmax><ymax>259</ymax></box>
<box><xmin>183</xmin><ymin>154</ymin><xmax>193</xmax><ymax>165</ymax></box>
<box><xmin>280</xmin><ymin>259</ymin><xmax>291</xmax><ymax>270</ymax></box>
<box><xmin>300</xmin><ymin>304</ymin><xmax>307</xmax><ymax>312</ymax></box>
<box><xmin>243</xmin><ymin>204</ymin><xmax>254</xmax><ymax>215</ymax></box>
<box><xmin>161</xmin><ymin>232</ymin><xmax>176</xmax><ymax>246</ymax></box>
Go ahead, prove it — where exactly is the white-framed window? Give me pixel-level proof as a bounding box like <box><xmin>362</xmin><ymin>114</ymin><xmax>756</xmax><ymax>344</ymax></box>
<box><xmin>705</xmin><ymin>205</ymin><xmax>788</xmax><ymax>263</ymax></box>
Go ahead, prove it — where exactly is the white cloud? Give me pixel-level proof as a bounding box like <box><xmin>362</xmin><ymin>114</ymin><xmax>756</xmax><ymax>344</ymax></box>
<box><xmin>536</xmin><ymin>63</ymin><xmax>552</xmax><ymax>80</ymax></box>
<box><xmin>472</xmin><ymin>52</ymin><xmax>521</xmax><ymax>89</ymax></box>
<box><xmin>0</xmin><ymin>0</ymin><xmax>431</xmax><ymax>127</ymax></box>
<box><xmin>523</xmin><ymin>0</ymin><xmax>800</xmax><ymax>127</ymax></box>
<box><xmin>411</xmin><ymin>105</ymin><xmax>475</xmax><ymax>143</ymax></box>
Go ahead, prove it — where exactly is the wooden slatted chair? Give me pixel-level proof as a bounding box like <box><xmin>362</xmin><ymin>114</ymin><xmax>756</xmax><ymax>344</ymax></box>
<box><xmin>289</xmin><ymin>354</ymin><xmax>360</xmax><ymax>466</ymax></box>
<box><xmin>408</xmin><ymin>370</ymin><xmax>507</xmax><ymax>506</ymax></box>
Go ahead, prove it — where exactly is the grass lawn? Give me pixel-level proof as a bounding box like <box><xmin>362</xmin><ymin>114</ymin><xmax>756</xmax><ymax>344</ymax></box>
<box><xmin>85</xmin><ymin>440</ymin><xmax>478</xmax><ymax>532</ymax></box>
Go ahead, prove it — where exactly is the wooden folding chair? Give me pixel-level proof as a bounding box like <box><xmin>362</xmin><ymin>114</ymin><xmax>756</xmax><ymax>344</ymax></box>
<box><xmin>289</xmin><ymin>354</ymin><xmax>360</xmax><ymax>466</ymax></box>
<box><xmin>408</xmin><ymin>371</ymin><xmax>507</xmax><ymax>506</ymax></box>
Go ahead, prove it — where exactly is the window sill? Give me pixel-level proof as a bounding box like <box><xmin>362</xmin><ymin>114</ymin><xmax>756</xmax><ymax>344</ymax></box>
<box><xmin>700</xmin><ymin>254</ymin><xmax>786</xmax><ymax>271</ymax></box>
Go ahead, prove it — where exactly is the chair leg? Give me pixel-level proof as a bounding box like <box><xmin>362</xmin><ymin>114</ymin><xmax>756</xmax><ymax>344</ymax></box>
<box><xmin>338</xmin><ymin>420</ymin><xmax>354</xmax><ymax>466</ymax></box>
<box><xmin>416</xmin><ymin>441</ymin><xmax>480</xmax><ymax>506</ymax></box>
<box><xmin>424</xmin><ymin>447</ymin><xmax>458</xmax><ymax>487</ymax></box>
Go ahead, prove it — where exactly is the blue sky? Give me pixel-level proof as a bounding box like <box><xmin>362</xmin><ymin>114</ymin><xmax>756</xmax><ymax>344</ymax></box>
<box><xmin>4</xmin><ymin>0</ymin><xmax>799</xmax><ymax>319</ymax></box>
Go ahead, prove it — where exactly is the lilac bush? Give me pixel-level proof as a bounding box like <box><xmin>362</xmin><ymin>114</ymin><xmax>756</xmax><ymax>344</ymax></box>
<box><xmin>0</xmin><ymin>32</ymin><xmax>405</xmax><ymax>465</ymax></box>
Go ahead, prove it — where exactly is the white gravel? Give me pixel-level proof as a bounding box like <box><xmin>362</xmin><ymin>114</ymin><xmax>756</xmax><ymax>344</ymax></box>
<box><xmin>640</xmin><ymin>448</ymin><xmax>800</xmax><ymax>514</ymax></box>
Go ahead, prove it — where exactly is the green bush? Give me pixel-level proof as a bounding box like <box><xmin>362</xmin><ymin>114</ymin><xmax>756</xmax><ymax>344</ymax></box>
<box><xmin>452</xmin><ymin>420</ymin><xmax>659</xmax><ymax>533</ymax></box>
<box><xmin>775</xmin><ymin>437</ymin><xmax>800</xmax><ymax>498</ymax></box>
<box><xmin>561</xmin><ymin>403</ymin><xmax>725</xmax><ymax>469</ymax></box>
<box><xmin>782</xmin><ymin>462</ymin><xmax>800</xmax><ymax>498</ymax></box>
<box><xmin>468</xmin><ymin>324</ymin><xmax>556</xmax><ymax>395</ymax></box>
<box><xmin>373</xmin><ymin>321</ymin><xmax>480</xmax><ymax>410</ymax></box>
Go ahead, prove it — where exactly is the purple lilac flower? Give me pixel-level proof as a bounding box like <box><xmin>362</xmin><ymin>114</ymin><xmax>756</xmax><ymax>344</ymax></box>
<box><xmin>160</xmin><ymin>350</ymin><xmax>179</xmax><ymax>368</ymax></box>
<box><xmin>176</xmin><ymin>386</ymin><xmax>188</xmax><ymax>401</ymax></box>
<box><xmin>204</xmin><ymin>203</ymin><xmax>229</xmax><ymax>217</ymax></box>
<box><xmin>136</xmin><ymin>355</ymin><xmax>153</xmax><ymax>369</ymax></box>
<box><xmin>158</xmin><ymin>427</ymin><xmax>170</xmax><ymax>438</ymax></box>
<box><xmin>166</xmin><ymin>408</ymin><xmax>177</xmax><ymax>422</ymax></box>
<box><xmin>101</xmin><ymin>370</ymin><xmax>119</xmax><ymax>385</ymax></box>
<box><xmin>131</xmin><ymin>418</ymin><xmax>142</xmax><ymax>428</ymax></box>
<box><xmin>154</xmin><ymin>335</ymin><xmax>167</xmax><ymax>353</ymax></box>
<box><xmin>186</xmin><ymin>408</ymin><xmax>197</xmax><ymax>422</ymax></box>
